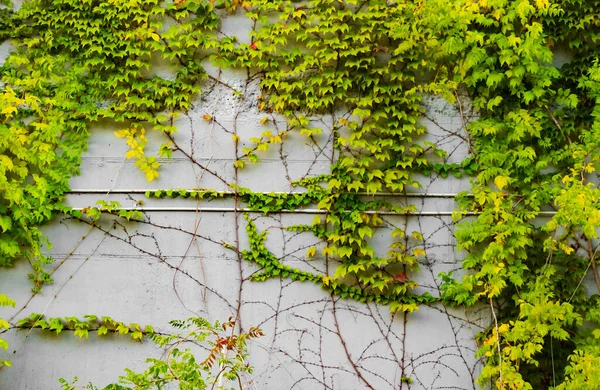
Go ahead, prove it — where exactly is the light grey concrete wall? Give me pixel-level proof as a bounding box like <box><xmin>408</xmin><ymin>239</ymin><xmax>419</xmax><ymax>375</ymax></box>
<box><xmin>0</xmin><ymin>8</ymin><xmax>486</xmax><ymax>390</ymax></box>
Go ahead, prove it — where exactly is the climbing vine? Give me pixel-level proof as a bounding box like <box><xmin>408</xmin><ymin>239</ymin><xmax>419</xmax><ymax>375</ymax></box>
<box><xmin>57</xmin><ymin>317</ymin><xmax>263</xmax><ymax>390</ymax></box>
<box><xmin>2</xmin><ymin>0</ymin><xmax>600</xmax><ymax>388</ymax></box>
<box><xmin>0</xmin><ymin>294</ymin><xmax>14</xmax><ymax>368</ymax></box>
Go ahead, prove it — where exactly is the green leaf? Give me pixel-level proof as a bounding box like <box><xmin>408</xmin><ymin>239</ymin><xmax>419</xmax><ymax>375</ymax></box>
<box><xmin>98</xmin><ymin>326</ymin><xmax>108</xmax><ymax>336</ymax></box>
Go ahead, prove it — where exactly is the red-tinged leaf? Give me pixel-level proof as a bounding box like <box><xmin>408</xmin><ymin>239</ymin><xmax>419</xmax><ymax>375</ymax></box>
<box><xmin>393</xmin><ymin>273</ymin><xmax>409</xmax><ymax>283</ymax></box>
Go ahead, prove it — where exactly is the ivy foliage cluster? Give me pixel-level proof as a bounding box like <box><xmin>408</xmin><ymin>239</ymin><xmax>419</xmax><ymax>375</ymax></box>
<box><xmin>14</xmin><ymin>313</ymin><xmax>155</xmax><ymax>341</ymax></box>
<box><xmin>2</xmin><ymin>0</ymin><xmax>600</xmax><ymax>388</ymax></box>
<box><xmin>0</xmin><ymin>0</ymin><xmax>229</xmax><ymax>289</ymax></box>
<box><xmin>0</xmin><ymin>294</ymin><xmax>15</xmax><ymax>368</ymax></box>
<box><xmin>0</xmin><ymin>0</ymin><xmax>237</xmax><ymax>375</ymax></box>
<box><xmin>59</xmin><ymin>317</ymin><xmax>263</xmax><ymax>390</ymax></box>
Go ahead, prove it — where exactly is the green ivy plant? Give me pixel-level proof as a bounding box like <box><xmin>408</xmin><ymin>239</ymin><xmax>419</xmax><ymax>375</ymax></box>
<box><xmin>58</xmin><ymin>317</ymin><xmax>263</xmax><ymax>390</ymax></box>
<box><xmin>2</xmin><ymin>0</ymin><xmax>600</xmax><ymax>388</ymax></box>
<box><xmin>13</xmin><ymin>313</ymin><xmax>155</xmax><ymax>341</ymax></box>
<box><xmin>0</xmin><ymin>294</ymin><xmax>15</xmax><ymax>368</ymax></box>
<box><xmin>0</xmin><ymin>0</ymin><xmax>230</xmax><ymax>291</ymax></box>
<box><xmin>0</xmin><ymin>313</ymin><xmax>155</xmax><ymax>369</ymax></box>
<box><xmin>435</xmin><ymin>0</ymin><xmax>600</xmax><ymax>388</ymax></box>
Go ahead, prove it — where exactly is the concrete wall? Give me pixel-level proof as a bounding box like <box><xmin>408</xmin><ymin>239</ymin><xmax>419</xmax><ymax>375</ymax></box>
<box><xmin>0</xmin><ymin>8</ymin><xmax>486</xmax><ymax>390</ymax></box>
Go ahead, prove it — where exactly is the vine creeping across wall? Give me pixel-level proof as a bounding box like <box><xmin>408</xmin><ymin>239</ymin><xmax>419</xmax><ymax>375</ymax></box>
<box><xmin>1</xmin><ymin>0</ymin><xmax>600</xmax><ymax>388</ymax></box>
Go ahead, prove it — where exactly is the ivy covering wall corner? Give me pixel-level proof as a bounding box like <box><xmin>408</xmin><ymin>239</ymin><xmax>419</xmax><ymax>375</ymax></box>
<box><xmin>1</xmin><ymin>0</ymin><xmax>600</xmax><ymax>389</ymax></box>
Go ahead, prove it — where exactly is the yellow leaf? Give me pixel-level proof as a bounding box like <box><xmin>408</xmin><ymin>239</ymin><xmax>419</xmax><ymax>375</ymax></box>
<box><xmin>311</xmin><ymin>215</ymin><xmax>321</xmax><ymax>226</ymax></box>
<box><xmin>412</xmin><ymin>231</ymin><xmax>423</xmax><ymax>241</ymax></box>
<box><xmin>0</xmin><ymin>318</ymin><xmax>9</xmax><ymax>330</ymax></box>
<box><xmin>306</xmin><ymin>247</ymin><xmax>316</xmax><ymax>258</ymax></box>
<box><xmin>1</xmin><ymin>106</ymin><xmax>17</xmax><ymax>116</ymax></box>
<box><xmin>145</xmin><ymin>170</ymin><xmax>158</xmax><ymax>181</ymax></box>
<box><xmin>114</xmin><ymin>129</ymin><xmax>129</xmax><ymax>138</ymax></box>
<box><xmin>494</xmin><ymin>176</ymin><xmax>510</xmax><ymax>190</ymax></box>
<box><xmin>413</xmin><ymin>248</ymin><xmax>426</xmax><ymax>257</ymax></box>
<box><xmin>151</xmin><ymin>33</ymin><xmax>160</xmax><ymax>42</ymax></box>
<box><xmin>562</xmin><ymin>244</ymin><xmax>574</xmax><ymax>255</ymax></box>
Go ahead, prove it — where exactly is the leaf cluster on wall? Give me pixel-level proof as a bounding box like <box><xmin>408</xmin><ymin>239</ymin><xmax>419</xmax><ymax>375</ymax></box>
<box><xmin>1</xmin><ymin>0</ymin><xmax>600</xmax><ymax>388</ymax></box>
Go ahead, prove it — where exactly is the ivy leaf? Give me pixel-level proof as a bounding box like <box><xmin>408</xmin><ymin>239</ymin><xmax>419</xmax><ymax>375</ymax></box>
<box><xmin>0</xmin><ymin>216</ymin><xmax>12</xmax><ymax>233</ymax></box>
<box><xmin>74</xmin><ymin>329</ymin><xmax>88</xmax><ymax>340</ymax></box>
<box><xmin>494</xmin><ymin>176</ymin><xmax>510</xmax><ymax>190</ymax></box>
<box><xmin>132</xmin><ymin>331</ymin><xmax>143</xmax><ymax>341</ymax></box>
<box><xmin>394</xmin><ymin>273</ymin><xmax>410</xmax><ymax>283</ymax></box>
<box><xmin>358</xmin><ymin>226</ymin><xmax>372</xmax><ymax>239</ymax></box>
<box><xmin>338</xmin><ymin>246</ymin><xmax>353</xmax><ymax>258</ymax></box>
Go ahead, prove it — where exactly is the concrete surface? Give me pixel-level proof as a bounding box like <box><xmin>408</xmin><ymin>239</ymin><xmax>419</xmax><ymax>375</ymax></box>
<box><xmin>0</xmin><ymin>6</ymin><xmax>487</xmax><ymax>390</ymax></box>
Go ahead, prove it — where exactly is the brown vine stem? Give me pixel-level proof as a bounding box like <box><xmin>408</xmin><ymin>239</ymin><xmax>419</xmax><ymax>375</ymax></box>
<box><xmin>366</xmin><ymin>303</ymin><xmax>402</xmax><ymax>370</ymax></box>
<box><xmin>8</xmin><ymin>228</ymin><xmax>107</xmax><ymax>359</ymax></box>
<box><xmin>172</xmin><ymin>205</ymin><xmax>207</xmax><ymax>310</ymax></box>
<box><xmin>331</xmin><ymin>296</ymin><xmax>375</xmax><ymax>390</ymax></box>
<box><xmin>8</xmin><ymin>223</ymin><xmax>95</xmax><ymax>324</ymax></box>
<box><xmin>588</xmin><ymin>240</ymin><xmax>600</xmax><ymax>295</ymax></box>
<box><xmin>165</xmin><ymin>326</ymin><xmax>212</xmax><ymax>380</ymax></box>
<box><xmin>210</xmin><ymin>365</ymin><xmax>230</xmax><ymax>390</ymax></box>
<box><xmin>324</xmin><ymin>108</ymin><xmax>340</xmax><ymax>277</ymax></box>
<box><xmin>231</xmin><ymin>71</ymin><xmax>248</xmax><ymax>335</ymax></box>
<box><xmin>193</xmin><ymin>209</ymin><xmax>208</xmax><ymax>303</ymax></box>
<box><xmin>570</xmin><ymin>236</ymin><xmax>600</xmax><ymax>298</ymax></box>
<box><xmin>399</xmin><ymin>220</ymin><xmax>411</xmax><ymax>388</ymax></box>
<box><xmin>399</xmin><ymin>310</ymin><xmax>410</xmax><ymax>389</ymax></box>
<box><xmin>207</xmin><ymin>74</ymin><xmax>242</xmax><ymax>95</ymax></box>
<box><xmin>568</xmin><ymin>255</ymin><xmax>595</xmax><ymax>303</ymax></box>
<box><xmin>454</xmin><ymin>89</ymin><xmax>474</xmax><ymax>156</ymax></box>
<box><xmin>165</xmin><ymin>130</ymin><xmax>229</xmax><ymax>186</ymax></box>
<box><xmin>173</xmin><ymin>112</ymin><xmax>213</xmax><ymax>308</ymax></box>
<box><xmin>545</xmin><ymin>106</ymin><xmax>572</xmax><ymax>147</ymax></box>
<box><xmin>489</xmin><ymin>298</ymin><xmax>504</xmax><ymax>388</ymax></box>
<box><xmin>79</xmin><ymin>218</ymin><xmax>236</xmax><ymax>310</ymax></box>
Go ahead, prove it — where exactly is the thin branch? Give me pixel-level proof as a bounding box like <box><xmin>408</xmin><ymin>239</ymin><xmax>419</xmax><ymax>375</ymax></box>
<box><xmin>489</xmin><ymin>298</ymin><xmax>504</xmax><ymax>388</ymax></box>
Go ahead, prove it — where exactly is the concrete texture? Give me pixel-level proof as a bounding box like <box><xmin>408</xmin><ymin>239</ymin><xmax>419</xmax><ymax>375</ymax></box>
<box><xmin>0</xmin><ymin>8</ymin><xmax>487</xmax><ymax>390</ymax></box>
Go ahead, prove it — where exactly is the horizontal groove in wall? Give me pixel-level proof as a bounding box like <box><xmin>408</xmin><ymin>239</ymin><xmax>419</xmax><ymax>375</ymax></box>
<box><xmin>69</xmin><ymin>206</ymin><xmax>558</xmax><ymax>216</ymax></box>
<box><xmin>68</xmin><ymin>189</ymin><xmax>464</xmax><ymax>198</ymax></box>
<box><xmin>79</xmin><ymin>157</ymin><xmax>331</xmax><ymax>163</ymax></box>
<box><xmin>43</xmin><ymin>254</ymin><xmax>238</xmax><ymax>261</ymax></box>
